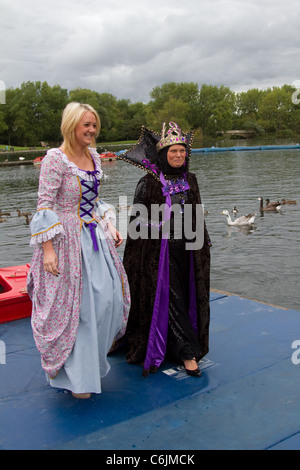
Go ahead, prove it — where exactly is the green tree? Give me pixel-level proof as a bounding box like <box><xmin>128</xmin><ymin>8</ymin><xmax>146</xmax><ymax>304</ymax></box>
<box><xmin>0</xmin><ymin>87</ymin><xmax>17</xmax><ymax>145</ymax></box>
<box><xmin>69</xmin><ymin>88</ymin><xmax>100</xmax><ymax>110</ymax></box>
<box><xmin>290</xmin><ymin>86</ymin><xmax>300</xmax><ymax>134</ymax></box>
<box><xmin>146</xmin><ymin>97</ymin><xmax>190</xmax><ymax>132</ymax></box>
<box><xmin>149</xmin><ymin>82</ymin><xmax>199</xmax><ymax>111</ymax></box>
<box><xmin>117</xmin><ymin>101</ymin><xmax>147</xmax><ymax>140</ymax></box>
<box><xmin>1</xmin><ymin>81</ymin><xmax>68</xmax><ymax>146</ymax></box>
<box><xmin>39</xmin><ymin>82</ymin><xmax>69</xmax><ymax>143</ymax></box>
<box><xmin>69</xmin><ymin>88</ymin><xmax>112</xmax><ymax>135</ymax></box>
<box><xmin>2</xmin><ymin>81</ymin><xmax>300</xmax><ymax>147</ymax></box>
<box><xmin>236</xmin><ymin>88</ymin><xmax>264</xmax><ymax>120</ymax></box>
<box><xmin>97</xmin><ymin>92</ymin><xmax>123</xmax><ymax>141</ymax></box>
<box><xmin>258</xmin><ymin>86</ymin><xmax>295</xmax><ymax>134</ymax></box>
<box><xmin>0</xmin><ymin>106</ymin><xmax>8</xmax><ymax>140</ymax></box>
<box><xmin>196</xmin><ymin>84</ymin><xmax>235</xmax><ymax>136</ymax></box>
<box><xmin>10</xmin><ymin>81</ymin><xmax>41</xmax><ymax>146</ymax></box>
<box><xmin>147</xmin><ymin>82</ymin><xmax>199</xmax><ymax>130</ymax></box>
<box><xmin>69</xmin><ymin>89</ymin><xmax>147</xmax><ymax>142</ymax></box>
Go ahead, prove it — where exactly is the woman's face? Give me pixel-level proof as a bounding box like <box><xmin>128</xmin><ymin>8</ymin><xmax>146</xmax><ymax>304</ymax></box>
<box><xmin>75</xmin><ymin>111</ymin><xmax>97</xmax><ymax>147</ymax></box>
<box><xmin>167</xmin><ymin>144</ymin><xmax>186</xmax><ymax>168</ymax></box>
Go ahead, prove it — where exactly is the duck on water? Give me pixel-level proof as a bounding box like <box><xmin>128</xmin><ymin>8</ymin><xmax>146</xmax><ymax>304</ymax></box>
<box><xmin>258</xmin><ymin>197</ymin><xmax>282</xmax><ymax>212</ymax></box>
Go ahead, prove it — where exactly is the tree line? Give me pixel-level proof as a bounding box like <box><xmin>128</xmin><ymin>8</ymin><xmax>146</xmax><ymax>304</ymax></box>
<box><xmin>0</xmin><ymin>80</ymin><xmax>299</xmax><ymax>147</ymax></box>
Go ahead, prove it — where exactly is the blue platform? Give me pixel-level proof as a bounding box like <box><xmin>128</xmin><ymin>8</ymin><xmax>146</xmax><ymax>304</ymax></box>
<box><xmin>1</xmin><ymin>291</ymin><xmax>300</xmax><ymax>450</ymax></box>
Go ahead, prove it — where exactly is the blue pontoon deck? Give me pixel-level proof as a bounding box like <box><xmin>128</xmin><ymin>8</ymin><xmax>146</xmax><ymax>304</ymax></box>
<box><xmin>1</xmin><ymin>290</ymin><xmax>300</xmax><ymax>450</ymax></box>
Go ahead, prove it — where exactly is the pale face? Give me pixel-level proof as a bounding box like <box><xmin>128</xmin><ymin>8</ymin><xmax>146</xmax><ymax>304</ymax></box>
<box><xmin>75</xmin><ymin>111</ymin><xmax>97</xmax><ymax>147</ymax></box>
<box><xmin>167</xmin><ymin>144</ymin><xmax>186</xmax><ymax>168</ymax></box>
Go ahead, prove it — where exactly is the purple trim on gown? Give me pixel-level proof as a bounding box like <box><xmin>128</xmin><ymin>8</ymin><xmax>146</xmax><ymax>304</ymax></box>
<box><xmin>142</xmin><ymin>172</ymin><xmax>198</xmax><ymax>372</ymax></box>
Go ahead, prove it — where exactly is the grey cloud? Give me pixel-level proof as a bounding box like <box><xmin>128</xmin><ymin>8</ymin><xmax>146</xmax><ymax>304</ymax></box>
<box><xmin>1</xmin><ymin>0</ymin><xmax>300</xmax><ymax>102</ymax></box>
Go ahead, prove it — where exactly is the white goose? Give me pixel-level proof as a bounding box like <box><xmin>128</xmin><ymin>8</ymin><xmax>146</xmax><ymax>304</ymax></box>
<box><xmin>221</xmin><ymin>209</ymin><xmax>256</xmax><ymax>226</ymax></box>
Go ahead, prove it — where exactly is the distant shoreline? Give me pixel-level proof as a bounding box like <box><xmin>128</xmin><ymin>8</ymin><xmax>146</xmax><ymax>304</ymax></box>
<box><xmin>1</xmin><ymin>143</ymin><xmax>300</xmax><ymax>167</ymax></box>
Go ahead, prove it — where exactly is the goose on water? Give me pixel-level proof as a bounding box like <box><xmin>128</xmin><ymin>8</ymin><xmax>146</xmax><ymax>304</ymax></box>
<box><xmin>258</xmin><ymin>197</ymin><xmax>281</xmax><ymax>212</ymax></box>
<box><xmin>0</xmin><ymin>210</ymin><xmax>10</xmax><ymax>217</ymax></box>
<box><xmin>281</xmin><ymin>198</ymin><xmax>297</xmax><ymax>205</ymax></box>
<box><xmin>24</xmin><ymin>214</ymin><xmax>31</xmax><ymax>225</ymax></box>
<box><xmin>17</xmin><ymin>209</ymin><xmax>32</xmax><ymax>217</ymax></box>
<box><xmin>266</xmin><ymin>198</ymin><xmax>280</xmax><ymax>207</ymax></box>
<box><xmin>221</xmin><ymin>210</ymin><xmax>256</xmax><ymax>226</ymax></box>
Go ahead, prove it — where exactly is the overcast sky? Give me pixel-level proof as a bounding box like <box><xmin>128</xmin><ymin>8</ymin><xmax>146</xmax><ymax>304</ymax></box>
<box><xmin>1</xmin><ymin>0</ymin><xmax>299</xmax><ymax>103</ymax></box>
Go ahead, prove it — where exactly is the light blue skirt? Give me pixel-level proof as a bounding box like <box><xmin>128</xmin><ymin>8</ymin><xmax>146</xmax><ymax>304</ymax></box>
<box><xmin>49</xmin><ymin>223</ymin><xmax>123</xmax><ymax>394</ymax></box>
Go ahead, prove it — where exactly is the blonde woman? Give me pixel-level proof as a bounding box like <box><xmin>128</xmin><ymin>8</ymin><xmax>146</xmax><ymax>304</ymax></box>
<box><xmin>27</xmin><ymin>102</ymin><xmax>130</xmax><ymax>399</ymax></box>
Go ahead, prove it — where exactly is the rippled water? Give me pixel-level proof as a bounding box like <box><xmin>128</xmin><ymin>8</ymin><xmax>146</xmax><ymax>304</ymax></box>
<box><xmin>0</xmin><ymin>149</ymin><xmax>299</xmax><ymax>310</ymax></box>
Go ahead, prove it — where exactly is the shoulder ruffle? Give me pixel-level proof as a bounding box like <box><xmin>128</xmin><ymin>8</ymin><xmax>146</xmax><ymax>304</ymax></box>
<box><xmin>48</xmin><ymin>148</ymin><xmax>103</xmax><ymax>181</ymax></box>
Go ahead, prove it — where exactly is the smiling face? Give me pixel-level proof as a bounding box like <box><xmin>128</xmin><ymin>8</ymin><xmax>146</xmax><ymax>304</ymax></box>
<box><xmin>75</xmin><ymin>111</ymin><xmax>97</xmax><ymax>148</ymax></box>
<box><xmin>166</xmin><ymin>144</ymin><xmax>186</xmax><ymax>168</ymax></box>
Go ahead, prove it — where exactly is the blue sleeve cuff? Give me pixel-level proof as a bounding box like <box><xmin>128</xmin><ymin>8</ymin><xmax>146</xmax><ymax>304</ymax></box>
<box><xmin>30</xmin><ymin>208</ymin><xmax>65</xmax><ymax>246</ymax></box>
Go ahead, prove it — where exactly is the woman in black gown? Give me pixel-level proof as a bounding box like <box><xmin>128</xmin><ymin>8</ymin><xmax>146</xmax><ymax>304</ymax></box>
<box><xmin>119</xmin><ymin>122</ymin><xmax>211</xmax><ymax>377</ymax></box>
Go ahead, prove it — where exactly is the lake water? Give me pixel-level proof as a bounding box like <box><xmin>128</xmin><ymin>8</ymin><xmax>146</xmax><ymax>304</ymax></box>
<box><xmin>0</xmin><ymin>148</ymin><xmax>299</xmax><ymax>311</ymax></box>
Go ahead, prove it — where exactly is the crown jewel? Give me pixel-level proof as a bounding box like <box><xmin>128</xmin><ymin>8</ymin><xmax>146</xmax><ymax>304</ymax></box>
<box><xmin>156</xmin><ymin>121</ymin><xmax>188</xmax><ymax>152</ymax></box>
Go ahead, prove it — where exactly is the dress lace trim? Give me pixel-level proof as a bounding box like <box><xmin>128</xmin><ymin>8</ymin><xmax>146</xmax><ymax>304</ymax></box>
<box><xmin>49</xmin><ymin>148</ymin><xmax>103</xmax><ymax>181</ymax></box>
<box><xmin>30</xmin><ymin>224</ymin><xmax>65</xmax><ymax>246</ymax></box>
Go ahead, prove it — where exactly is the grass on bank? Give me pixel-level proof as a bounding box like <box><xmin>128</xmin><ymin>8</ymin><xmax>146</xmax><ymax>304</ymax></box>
<box><xmin>0</xmin><ymin>141</ymin><xmax>136</xmax><ymax>152</ymax></box>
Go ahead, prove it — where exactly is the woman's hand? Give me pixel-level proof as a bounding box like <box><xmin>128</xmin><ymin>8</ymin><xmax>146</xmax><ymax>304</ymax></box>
<box><xmin>108</xmin><ymin>221</ymin><xmax>123</xmax><ymax>247</ymax></box>
<box><xmin>114</xmin><ymin>229</ymin><xmax>123</xmax><ymax>247</ymax></box>
<box><xmin>42</xmin><ymin>240</ymin><xmax>60</xmax><ymax>276</ymax></box>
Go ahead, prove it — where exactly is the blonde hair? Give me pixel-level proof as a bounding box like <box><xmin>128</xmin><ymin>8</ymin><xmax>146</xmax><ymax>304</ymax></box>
<box><xmin>60</xmin><ymin>102</ymin><xmax>101</xmax><ymax>157</ymax></box>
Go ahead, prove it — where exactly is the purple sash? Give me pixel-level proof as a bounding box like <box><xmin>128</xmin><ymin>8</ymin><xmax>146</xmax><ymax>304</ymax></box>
<box><xmin>143</xmin><ymin>173</ymin><xmax>171</xmax><ymax>372</ymax></box>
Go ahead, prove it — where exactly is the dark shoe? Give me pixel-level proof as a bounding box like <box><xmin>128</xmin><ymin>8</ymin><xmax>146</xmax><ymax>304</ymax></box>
<box><xmin>185</xmin><ymin>367</ymin><xmax>202</xmax><ymax>377</ymax></box>
<box><xmin>142</xmin><ymin>365</ymin><xmax>159</xmax><ymax>376</ymax></box>
<box><xmin>183</xmin><ymin>357</ymin><xmax>202</xmax><ymax>377</ymax></box>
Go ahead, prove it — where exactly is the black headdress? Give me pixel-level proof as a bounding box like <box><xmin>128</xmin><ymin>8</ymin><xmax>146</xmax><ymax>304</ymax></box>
<box><xmin>117</xmin><ymin>122</ymin><xmax>194</xmax><ymax>180</ymax></box>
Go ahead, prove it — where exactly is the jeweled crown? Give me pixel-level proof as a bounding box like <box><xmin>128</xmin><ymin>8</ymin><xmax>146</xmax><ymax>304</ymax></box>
<box><xmin>156</xmin><ymin>121</ymin><xmax>188</xmax><ymax>152</ymax></box>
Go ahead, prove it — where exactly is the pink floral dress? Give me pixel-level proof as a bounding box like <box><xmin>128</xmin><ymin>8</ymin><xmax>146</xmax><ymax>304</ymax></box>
<box><xmin>27</xmin><ymin>148</ymin><xmax>130</xmax><ymax>394</ymax></box>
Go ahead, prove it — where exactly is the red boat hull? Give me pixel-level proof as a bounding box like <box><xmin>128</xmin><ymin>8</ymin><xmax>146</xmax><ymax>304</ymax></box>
<box><xmin>99</xmin><ymin>152</ymin><xmax>117</xmax><ymax>161</ymax></box>
<box><xmin>0</xmin><ymin>264</ymin><xmax>32</xmax><ymax>324</ymax></box>
<box><xmin>33</xmin><ymin>156</ymin><xmax>44</xmax><ymax>165</ymax></box>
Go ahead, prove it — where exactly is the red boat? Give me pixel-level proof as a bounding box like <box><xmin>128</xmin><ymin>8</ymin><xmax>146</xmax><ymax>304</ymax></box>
<box><xmin>33</xmin><ymin>156</ymin><xmax>44</xmax><ymax>166</ymax></box>
<box><xmin>0</xmin><ymin>264</ymin><xmax>32</xmax><ymax>324</ymax></box>
<box><xmin>99</xmin><ymin>152</ymin><xmax>117</xmax><ymax>161</ymax></box>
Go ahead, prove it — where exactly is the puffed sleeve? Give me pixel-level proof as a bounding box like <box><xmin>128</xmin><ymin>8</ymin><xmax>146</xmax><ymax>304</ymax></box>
<box><xmin>29</xmin><ymin>151</ymin><xmax>65</xmax><ymax>246</ymax></box>
<box><xmin>94</xmin><ymin>199</ymin><xmax>116</xmax><ymax>227</ymax></box>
